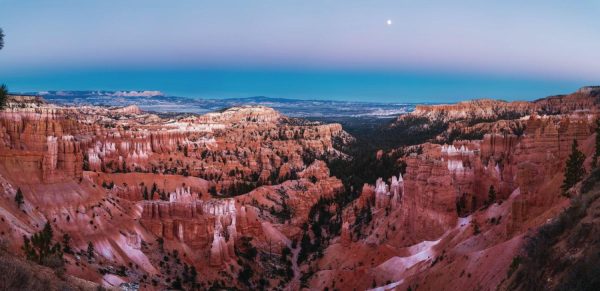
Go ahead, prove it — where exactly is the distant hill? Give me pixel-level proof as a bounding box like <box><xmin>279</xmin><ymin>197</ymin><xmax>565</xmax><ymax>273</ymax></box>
<box><xmin>23</xmin><ymin>90</ymin><xmax>416</xmax><ymax>118</ymax></box>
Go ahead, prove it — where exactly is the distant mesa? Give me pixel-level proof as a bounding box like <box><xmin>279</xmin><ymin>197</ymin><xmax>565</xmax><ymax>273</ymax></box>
<box><xmin>110</xmin><ymin>90</ymin><xmax>164</xmax><ymax>97</ymax></box>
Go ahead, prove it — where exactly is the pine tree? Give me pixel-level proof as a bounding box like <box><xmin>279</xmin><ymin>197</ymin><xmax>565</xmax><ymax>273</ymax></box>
<box><xmin>190</xmin><ymin>265</ymin><xmax>198</xmax><ymax>285</ymax></box>
<box><xmin>171</xmin><ymin>276</ymin><xmax>183</xmax><ymax>290</ymax></box>
<box><xmin>487</xmin><ymin>185</ymin><xmax>496</xmax><ymax>206</ymax></box>
<box><xmin>156</xmin><ymin>237</ymin><xmax>164</xmax><ymax>252</ymax></box>
<box><xmin>83</xmin><ymin>153</ymin><xmax>90</xmax><ymax>171</ymax></box>
<box><xmin>62</xmin><ymin>233</ymin><xmax>72</xmax><ymax>254</ymax></box>
<box><xmin>0</xmin><ymin>27</ymin><xmax>4</xmax><ymax>50</ymax></box>
<box><xmin>0</xmin><ymin>29</ymin><xmax>7</xmax><ymax>109</ymax></box>
<box><xmin>15</xmin><ymin>188</ymin><xmax>24</xmax><ymax>208</ymax></box>
<box><xmin>22</xmin><ymin>222</ymin><xmax>62</xmax><ymax>265</ymax></box>
<box><xmin>87</xmin><ymin>241</ymin><xmax>95</xmax><ymax>260</ymax></box>
<box><xmin>471</xmin><ymin>220</ymin><xmax>481</xmax><ymax>235</ymax></box>
<box><xmin>209</xmin><ymin>185</ymin><xmax>218</xmax><ymax>196</ymax></box>
<box><xmin>0</xmin><ymin>84</ymin><xmax>7</xmax><ymax>110</ymax></box>
<box><xmin>562</xmin><ymin>139</ymin><xmax>586</xmax><ymax>195</ymax></box>
<box><xmin>593</xmin><ymin>119</ymin><xmax>600</xmax><ymax>168</ymax></box>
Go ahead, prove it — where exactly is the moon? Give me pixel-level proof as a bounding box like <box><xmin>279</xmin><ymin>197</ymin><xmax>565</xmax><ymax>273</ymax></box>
<box><xmin>386</xmin><ymin>19</ymin><xmax>392</xmax><ymax>26</ymax></box>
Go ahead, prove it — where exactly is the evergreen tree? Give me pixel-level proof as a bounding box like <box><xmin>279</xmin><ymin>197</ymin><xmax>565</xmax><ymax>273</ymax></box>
<box><xmin>0</xmin><ymin>84</ymin><xmax>7</xmax><ymax>109</ymax></box>
<box><xmin>14</xmin><ymin>188</ymin><xmax>24</xmax><ymax>208</ymax></box>
<box><xmin>83</xmin><ymin>153</ymin><xmax>90</xmax><ymax>171</ymax></box>
<box><xmin>151</xmin><ymin>182</ymin><xmax>158</xmax><ymax>199</ymax></box>
<box><xmin>0</xmin><ymin>29</ymin><xmax>6</xmax><ymax>109</ymax></box>
<box><xmin>487</xmin><ymin>185</ymin><xmax>496</xmax><ymax>206</ymax></box>
<box><xmin>171</xmin><ymin>276</ymin><xmax>183</xmax><ymax>290</ymax></box>
<box><xmin>561</xmin><ymin>139</ymin><xmax>586</xmax><ymax>195</ymax></box>
<box><xmin>189</xmin><ymin>265</ymin><xmax>198</xmax><ymax>287</ymax></box>
<box><xmin>471</xmin><ymin>220</ymin><xmax>481</xmax><ymax>235</ymax></box>
<box><xmin>593</xmin><ymin>119</ymin><xmax>600</xmax><ymax>168</ymax></box>
<box><xmin>0</xmin><ymin>27</ymin><xmax>4</xmax><ymax>50</ymax></box>
<box><xmin>22</xmin><ymin>222</ymin><xmax>62</xmax><ymax>265</ymax></box>
<box><xmin>87</xmin><ymin>241</ymin><xmax>95</xmax><ymax>260</ymax></box>
<box><xmin>156</xmin><ymin>237</ymin><xmax>164</xmax><ymax>252</ymax></box>
<box><xmin>62</xmin><ymin>233</ymin><xmax>72</xmax><ymax>254</ymax></box>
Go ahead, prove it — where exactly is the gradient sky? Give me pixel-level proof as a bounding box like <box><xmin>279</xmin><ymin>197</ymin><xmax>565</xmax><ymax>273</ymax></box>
<box><xmin>0</xmin><ymin>0</ymin><xmax>599</xmax><ymax>102</ymax></box>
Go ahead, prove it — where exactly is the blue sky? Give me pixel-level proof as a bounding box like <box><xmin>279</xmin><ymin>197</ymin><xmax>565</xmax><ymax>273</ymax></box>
<box><xmin>0</xmin><ymin>0</ymin><xmax>598</xmax><ymax>102</ymax></box>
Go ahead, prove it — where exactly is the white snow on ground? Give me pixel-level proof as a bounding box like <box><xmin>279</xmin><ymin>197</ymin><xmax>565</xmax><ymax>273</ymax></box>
<box><xmin>371</xmin><ymin>187</ymin><xmax>526</xmax><ymax>291</ymax></box>
<box><xmin>353</xmin><ymin>108</ymin><xmax>410</xmax><ymax>117</ymax></box>
<box><xmin>0</xmin><ymin>173</ymin><xmax>46</xmax><ymax>232</ymax></box>
<box><xmin>376</xmin><ymin>238</ymin><xmax>440</xmax><ymax>274</ymax></box>
<box><xmin>0</xmin><ymin>206</ymin><xmax>35</xmax><ymax>235</ymax></box>
<box><xmin>371</xmin><ymin>224</ymin><xmax>458</xmax><ymax>290</ymax></box>
<box><xmin>94</xmin><ymin>239</ymin><xmax>116</xmax><ymax>260</ymax></box>
<box><xmin>115</xmin><ymin>233</ymin><xmax>158</xmax><ymax>274</ymax></box>
<box><xmin>405</xmin><ymin>237</ymin><xmax>440</xmax><ymax>255</ymax></box>
<box><xmin>102</xmin><ymin>274</ymin><xmax>125</xmax><ymax>287</ymax></box>
<box><xmin>368</xmin><ymin>279</ymin><xmax>405</xmax><ymax>291</ymax></box>
<box><xmin>458</xmin><ymin>216</ymin><xmax>472</xmax><ymax>227</ymax></box>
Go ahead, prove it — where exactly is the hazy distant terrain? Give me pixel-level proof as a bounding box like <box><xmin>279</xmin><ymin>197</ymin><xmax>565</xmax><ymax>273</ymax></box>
<box><xmin>29</xmin><ymin>90</ymin><xmax>416</xmax><ymax>118</ymax></box>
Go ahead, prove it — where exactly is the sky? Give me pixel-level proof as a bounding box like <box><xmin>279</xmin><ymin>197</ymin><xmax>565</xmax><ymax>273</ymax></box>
<box><xmin>0</xmin><ymin>0</ymin><xmax>598</xmax><ymax>102</ymax></box>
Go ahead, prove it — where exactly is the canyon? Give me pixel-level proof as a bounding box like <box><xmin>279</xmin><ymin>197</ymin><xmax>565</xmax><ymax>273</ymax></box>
<box><xmin>0</xmin><ymin>87</ymin><xmax>599</xmax><ymax>290</ymax></box>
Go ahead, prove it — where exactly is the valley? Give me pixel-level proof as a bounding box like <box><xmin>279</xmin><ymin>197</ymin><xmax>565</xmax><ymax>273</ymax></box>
<box><xmin>0</xmin><ymin>86</ymin><xmax>599</xmax><ymax>290</ymax></box>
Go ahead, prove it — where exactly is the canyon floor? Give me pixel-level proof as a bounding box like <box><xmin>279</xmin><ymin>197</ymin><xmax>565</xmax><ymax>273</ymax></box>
<box><xmin>0</xmin><ymin>87</ymin><xmax>599</xmax><ymax>290</ymax></box>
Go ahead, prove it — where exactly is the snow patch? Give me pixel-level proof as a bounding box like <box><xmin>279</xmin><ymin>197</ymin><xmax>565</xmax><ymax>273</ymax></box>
<box><xmin>368</xmin><ymin>279</ymin><xmax>405</xmax><ymax>291</ymax></box>
<box><xmin>102</xmin><ymin>274</ymin><xmax>125</xmax><ymax>287</ymax></box>
<box><xmin>377</xmin><ymin>238</ymin><xmax>441</xmax><ymax>273</ymax></box>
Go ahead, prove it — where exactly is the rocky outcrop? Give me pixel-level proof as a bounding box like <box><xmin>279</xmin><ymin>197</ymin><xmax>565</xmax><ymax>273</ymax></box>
<box><xmin>406</xmin><ymin>99</ymin><xmax>534</xmax><ymax>123</ymax></box>
<box><xmin>534</xmin><ymin>86</ymin><xmax>600</xmax><ymax>114</ymax></box>
<box><xmin>508</xmin><ymin>113</ymin><xmax>593</xmax><ymax>232</ymax></box>
<box><xmin>351</xmin><ymin>96</ymin><xmax>597</xmax><ymax>253</ymax></box>
<box><xmin>399</xmin><ymin>155</ymin><xmax>457</xmax><ymax>242</ymax></box>
<box><xmin>400</xmin><ymin>86</ymin><xmax>600</xmax><ymax>126</ymax></box>
<box><xmin>191</xmin><ymin>106</ymin><xmax>282</xmax><ymax>124</ymax></box>
<box><xmin>140</xmin><ymin>199</ymin><xmax>235</xmax><ymax>249</ymax></box>
<box><xmin>169</xmin><ymin>186</ymin><xmax>198</xmax><ymax>203</ymax></box>
<box><xmin>111</xmin><ymin>105</ymin><xmax>142</xmax><ymax>115</ymax></box>
<box><xmin>139</xmin><ymin>197</ymin><xmax>265</xmax><ymax>266</ymax></box>
<box><xmin>374</xmin><ymin>175</ymin><xmax>403</xmax><ymax>210</ymax></box>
